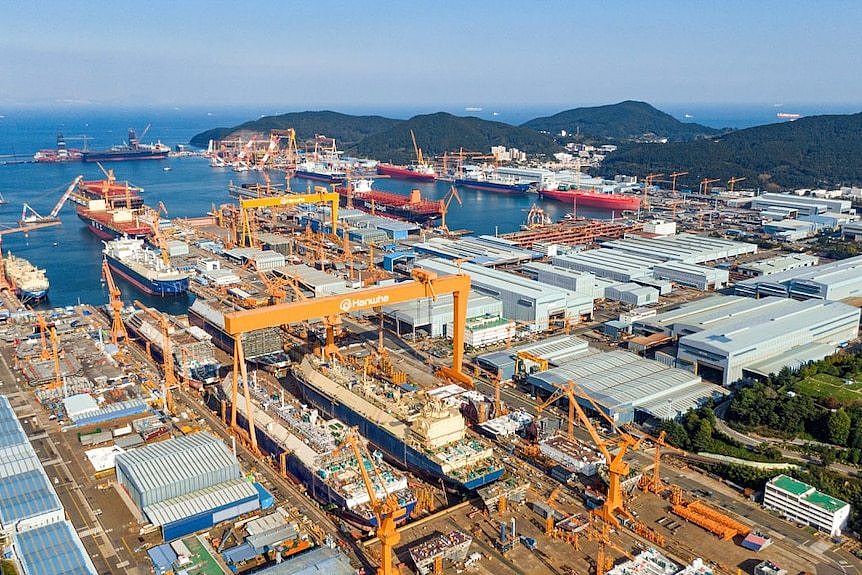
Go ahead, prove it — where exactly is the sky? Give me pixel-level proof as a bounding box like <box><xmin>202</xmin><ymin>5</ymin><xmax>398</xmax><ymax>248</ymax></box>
<box><xmin>1</xmin><ymin>1</ymin><xmax>860</xmax><ymax>111</ymax></box>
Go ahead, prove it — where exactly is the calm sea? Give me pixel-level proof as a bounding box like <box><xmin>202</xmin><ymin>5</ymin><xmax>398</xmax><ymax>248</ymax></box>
<box><xmin>0</xmin><ymin>103</ymin><xmax>857</xmax><ymax>311</ymax></box>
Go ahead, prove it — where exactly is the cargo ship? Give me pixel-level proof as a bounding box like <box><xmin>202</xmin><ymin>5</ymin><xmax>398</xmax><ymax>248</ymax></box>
<box><xmin>377</xmin><ymin>163</ymin><xmax>437</xmax><ymax>181</ymax></box>
<box><xmin>539</xmin><ymin>186</ymin><xmax>641</xmax><ymax>212</ymax></box>
<box><xmin>73</xmin><ymin>170</ymin><xmax>145</xmax><ymax>209</ymax></box>
<box><xmin>293</xmin><ymin>160</ymin><xmax>347</xmax><ymax>184</ymax></box>
<box><xmin>188</xmin><ymin>299</ymin><xmax>290</xmax><ymax>375</ymax></box>
<box><xmin>123</xmin><ymin>308</ymin><xmax>221</xmax><ymax>387</ymax></box>
<box><xmin>289</xmin><ymin>356</ymin><xmax>505</xmax><ymax>491</ymax></box>
<box><xmin>82</xmin><ymin>128</ymin><xmax>170</xmax><ymax>163</ymax></box>
<box><xmin>339</xmin><ymin>180</ymin><xmax>442</xmax><ymax>223</ymax></box>
<box><xmin>33</xmin><ymin>134</ymin><xmax>82</xmax><ymax>163</ymax></box>
<box><xmin>217</xmin><ymin>376</ymin><xmax>416</xmax><ymax>528</ymax></box>
<box><xmin>103</xmin><ymin>237</ymin><xmax>189</xmax><ymax>296</ymax></box>
<box><xmin>455</xmin><ymin>169</ymin><xmax>532</xmax><ymax>194</ymax></box>
<box><xmin>3</xmin><ymin>253</ymin><xmax>49</xmax><ymax>303</ymax></box>
<box><xmin>77</xmin><ymin>201</ymin><xmax>154</xmax><ymax>240</ymax></box>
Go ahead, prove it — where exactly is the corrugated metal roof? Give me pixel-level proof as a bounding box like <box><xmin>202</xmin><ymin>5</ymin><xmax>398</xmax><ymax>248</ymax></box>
<box><xmin>115</xmin><ymin>432</ymin><xmax>239</xmax><ymax>498</ymax></box>
<box><xmin>252</xmin><ymin>546</ymin><xmax>355</xmax><ymax>575</ymax></box>
<box><xmin>144</xmin><ymin>479</ymin><xmax>258</xmax><ymax>526</ymax></box>
<box><xmin>71</xmin><ymin>398</ymin><xmax>148</xmax><ymax>424</ymax></box>
<box><xmin>0</xmin><ymin>468</ymin><xmax>63</xmax><ymax>525</ymax></box>
<box><xmin>0</xmin><ymin>443</ymin><xmax>42</xmax><ymax>480</ymax></box>
<box><xmin>12</xmin><ymin>520</ymin><xmax>97</xmax><ymax>575</ymax></box>
<box><xmin>0</xmin><ymin>396</ymin><xmax>29</xmax><ymax>449</ymax></box>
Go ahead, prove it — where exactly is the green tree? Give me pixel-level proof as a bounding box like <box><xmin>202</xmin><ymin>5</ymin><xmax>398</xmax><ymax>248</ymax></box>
<box><xmin>827</xmin><ymin>409</ymin><xmax>852</xmax><ymax>446</ymax></box>
<box><xmin>692</xmin><ymin>419</ymin><xmax>714</xmax><ymax>452</ymax></box>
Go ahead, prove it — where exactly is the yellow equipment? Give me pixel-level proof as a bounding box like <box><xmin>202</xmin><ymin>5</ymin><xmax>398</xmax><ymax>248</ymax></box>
<box><xmin>668</xmin><ymin>171</ymin><xmax>689</xmax><ymax>218</ymax></box>
<box><xmin>222</xmin><ymin>269</ymin><xmax>473</xmax><ymax>454</ymax></box>
<box><xmin>36</xmin><ymin>312</ymin><xmax>51</xmax><ymax>361</ymax></box>
<box><xmin>439</xmin><ymin>185</ymin><xmax>462</xmax><ymax>234</ymax></box>
<box><xmin>238</xmin><ymin>188</ymin><xmax>339</xmax><ymax>248</ymax></box>
<box><xmin>515</xmin><ymin>350</ymin><xmax>549</xmax><ymax>375</ymax></box>
<box><xmin>410</xmin><ymin>129</ymin><xmax>425</xmax><ymax>166</ymax></box>
<box><xmin>337</xmin><ymin>429</ymin><xmax>405</xmax><ymax>575</ymax></box>
<box><xmin>643</xmin><ymin>172</ymin><xmax>664</xmax><ymax>210</ymax></box>
<box><xmin>48</xmin><ymin>327</ymin><xmax>62</xmax><ymax>389</ymax></box>
<box><xmin>102</xmin><ymin>260</ymin><xmax>128</xmax><ymax>345</ymax></box>
<box><xmin>134</xmin><ymin>301</ymin><xmax>176</xmax><ymax>415</ymax></box>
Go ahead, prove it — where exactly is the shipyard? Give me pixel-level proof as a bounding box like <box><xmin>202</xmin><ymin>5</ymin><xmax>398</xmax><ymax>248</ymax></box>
<box><xmin>2</xmin><ymin>4</ymin><xmax>862</xmax><ymax>575</ymax></box>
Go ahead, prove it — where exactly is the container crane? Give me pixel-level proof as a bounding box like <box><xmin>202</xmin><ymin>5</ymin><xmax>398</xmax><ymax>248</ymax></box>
<box><xmin>438</xmin><ymin>186</ymin><xmax>462</xmax><ymax>235</ymax></box>
<box><xmin>336</xmin><ymin>429</ymin><xmax>405</xmax><ymax>575</ymax></box>
<box><xmin>133</xmin><ymin>301</ymin><xmax>176</xmax><ymax>415</ymax></box>
<box><xmin>102</xmin><ymin>260</ymin><xmax>128</xmax><ymax>345</ymax></box>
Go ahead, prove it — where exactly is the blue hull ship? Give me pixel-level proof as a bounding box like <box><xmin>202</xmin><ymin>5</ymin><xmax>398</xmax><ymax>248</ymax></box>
<box><xmin>103</xmin><ymin>237</ymin><xmax>189</xmax><ymax>296</ymax></box>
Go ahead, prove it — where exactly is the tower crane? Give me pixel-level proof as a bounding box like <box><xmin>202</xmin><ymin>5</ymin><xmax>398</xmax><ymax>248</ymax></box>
<box><xmin>410</xmin><ymin>129</ymin><xmax>425</xmax><ymax>166</ymax></box>
<box><xmin>642</xmin><ymin>173</ymin><xmax>663</xmax><ymax>211</ymax></box>
<box><xmin>632</xmin><ymin>429</ymin><xmax>685</xmax><ymax>495</ymax></box>
<box><xmin>146</xmin><ymin>208</ymin><xmax>172</xmax><ymax>267</ymax></box>
<box><xmin>102</xmin><ymin>260</ymin><xmax>128</xmax><ymax>345</ymax></box>
<box><xmin>438</xmin><ymin>185</ymin><xmax>462</xmax><ymax>235</ymax></box>
<box><xmin>727</xmin><ymin>176</ymin><xmax>746</xmax><ymax>194</ymax></box>
<box><xmin>256</xmin><ymin>270</ymin><xmax>288</xmax><ymax>305</ymax></box>
<box><xmin>36</xmin><ymin>312</ymin><xmax>51</xmax><ymax>361</ymax></box>
<box><xmin>699</xmin><ymin>177</ymin><xmax>720</xmax><ymax>195</ymax></box>
<box><xmin>133</xmin><ymin>301</ymin><xmax>176</xmax><ymax>415</ymax></box>
<box><xmin>668</xmin><ymin>171</ymin><xmax>689</xmax><ymax>218</ymax></box>
<box><xmin>336</xmin><ymin>429</ymin><xmax>405</xmax><ymax>575</ymax></box>
<box><xmin>48</xmin><ymin>327</ymin><xmax>63</xmax><ymax>390</ymax></box>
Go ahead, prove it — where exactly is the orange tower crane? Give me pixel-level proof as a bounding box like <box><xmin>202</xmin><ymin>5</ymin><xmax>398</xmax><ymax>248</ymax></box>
<box><xmin>48</xmin><ymin>327</ymin><xmax>63</xmax><ymax>389</ymax></box>
<box><xmin>222</xmin><ymin>269</ymin><xmax>474</xmax><ymax>453</ymax></box>
<box><xmin>643</xmin><ymin>173</ymin><xmax>664</xmax><ymax>211</ymax></box>
<box><xmin>668</xmin><ymin>171</ymin><xmax>689</xmax><ymax>218</ymax></box>
<box><xmin>699</xmin><ymin>177</ymin><xmax>720</xmax><ymax>195</ymax></box>
<box><xmin>337</xmin><ymin>429</ymin><xmax>405</xmax><ymax>575</ymax></box>
<box><xmin>36</xmin><ymin>312</ymin><xmax>51</xmax><ymax>361</ymax></box>
<box><xmin>727</xmin><ymin>176</ymin><xmax>746</xmax><ymax>194</ymax></box>
<box><xmin>134</xmin><ymin>301</ymin><xmax>176</xmax><ymax>415</ymax></box>
<box><xmin>102</xmin><ymin>260</ymin><xmax>128</xmax><ymax>345</ymax></box>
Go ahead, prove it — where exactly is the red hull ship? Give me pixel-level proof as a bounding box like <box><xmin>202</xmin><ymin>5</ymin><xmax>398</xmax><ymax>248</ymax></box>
<box><xmin>376</xmin><ymin>163</ymin><xmax>437</xmax><ymax>181</ymax></box>
<box><xmin>540</xmin><ymin>188</ymin><xmax>641</xmax><ymax>211</ymax></box>
<box><xmin>73</xmin><ymin>169</ymin><xmax>152</xmax><ymax>239</ymax></box>
<box><xmin>338</xmin><ymin>185</ymin><xmax>442</xmax><ymax>223</ymax></box>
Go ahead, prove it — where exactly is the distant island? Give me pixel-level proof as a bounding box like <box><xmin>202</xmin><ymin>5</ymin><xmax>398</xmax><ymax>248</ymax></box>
<box><xmin>190</xmin><ymin>101</ymin><xmax>862</xmax><ymax>189</ymax></box>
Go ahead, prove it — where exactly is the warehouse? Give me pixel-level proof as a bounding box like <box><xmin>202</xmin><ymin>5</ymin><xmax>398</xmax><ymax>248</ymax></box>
<box><xmin>604</xmin><ymin>283</ymin><xmax>659</xmax><ymax>306</ymax></box>
<box><xmin>552</xmin><ymin>248</ymin><xmax>658</xmax><ymax>282</ymax></box>
<box><xmin>417</xmin><ymin>258</ymin><xmax>592</xmax><ymax>330</ymax></box>
<box><xmin>751</xmin><ymin>193</ymin><xmax>852</xmax><ymax>216</ymax></box>
<box><xmin>763</xmin><ymin>219</ymin><xmax>817</xmax><ymax>241</ymax></box>
<box><xmin>12</xmin><ymin>521</ymin><xmax>97</xmax><ymax>575</ymax></box>
<box><xmin>275</xmin><ymin>263</ymin><xmax>350</xmax><ymax>296</ymax></box>
<box><xmin>524</xmin><ymin>350</ymin><xmax>727</xmax><ymax>423</ymax></box>
<box><xmin>737</xmin><ymin>253</ymin><xmax>819</xmax><ymax>277</ymax></box>
<box><xmin>763</xmin><ymin>475</ymin><xmax>850</xmax><ymax>536</ymax></box>
<box><xmin>412</xmin><ymin>235</ymin><xmax>540</xmax><ymax>266</ymax></box>
<box><xmin>601</xmin><ymin>233</ymin><xmax>757</xmax><ymax>264</ymax></box>
<box><xmin>648</xmin><ymin>296</ymin><xmax>862</xmax><ymax>385</ymax></box>
<box><xmin>735</xmin><ymin>254</ymin><xmax>862</xmax><ymax>301</ymax></box>
<box><xmin>521</xmin><ymin>262</ymin><xmax>617</xmax><ymax>299</ymax></box>
<box><xmin>652</xmin><ymin>261</ymin><xmax>729</xmax><ymax>290</ymax></box>
<box><xmin>116</xmin><ymin>432</ymin><xmax>260</xmax><ymax>540</ymax></box>
<box><xmin>476</xmin><ymin>335</ymin><xmax>592</xmax><ymax>381</ymax></box>
<box><xmin>842</xmin><ymin>221</ymin><xmax>862</xmax><ymax>240</ymax></box>
<box><xmin>383</xmin><ymin>291</ymin><xmax>503</xmax><ymax>338</ymax></box>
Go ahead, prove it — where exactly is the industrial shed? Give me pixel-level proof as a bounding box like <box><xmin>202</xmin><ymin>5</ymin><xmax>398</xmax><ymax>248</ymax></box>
<box><xmin>652</xmin><ymin>261</ymin><xmax>729</xmax><ymax>290</ymax></box>
<box><xmin>735</xmin><ymin>254</ymin><xmax>862</xmax><ymax>301</ymax></box>
<box><xmin>604</xmin><ymin>283</ymin><xmax>659</xmax><ymax>306</ymax></box>
<box><xmin>601</xmin><ymin>233</ymin><xmax>757</xmax><ymax>263</ymax></box>
<box><xmin>116</xmin><ymin>432</ymin><xmax>259</xmax><ymax>540</ymax></box>
<box><xmin>12</xmin><ymin>520</ymin><xmax>97</xmax><ymax>575</ymax></box>
<box><xmin>552</xmin><ymin>248</ymin><xmax>658</xmax><ymax>282</ymax></box>
<box><xmin>383</xmin><ymin>291</ymin><xmax>502</xmax><ymax>338</ymax></box>
<box><xmin>251</xmin><ymin>546</ymin><xmax>355</xmax><ymax>575</ymax></box>
<box><xmin>521</xmin><ymin>262</ymin><xmax>617</xmax><ymax>300</ymax></box>
<box><xmin>412</xmin><ymin>235</ymin><xmax>540</xmax><ymax>266</ymax></box>
<box><xmin>476</xmin><ymin>335</ymin><xmax>592</xmax><ymax>381</ymax></box>
<box><xmin>525</xmin><ymin>350</ymin><xmax>727</xmax><ymax>422</ymax></box>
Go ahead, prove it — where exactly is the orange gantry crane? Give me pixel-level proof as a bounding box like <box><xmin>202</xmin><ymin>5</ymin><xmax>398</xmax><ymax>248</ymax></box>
<box><xmin>238</xmin><ymin>187</ymin><xmax>340</xmax><ymax>248</ymax></box>
<box><xmin>102</xmin><ymin>260</ymin><xmax>128</xmax><ymax>345</ymax></box>
<box><xmin>336</xmin><ymin>429</ymin><xmax>406</xmax><ymax>575</ymax></box>
<box><xmin>133</xmin><ymin>301</ymin><xmax>176</xmax><ymax>415</ymax></box>
<box><xmin>222</xmin><ymin>269</ymin><xmax>473</xmax><ymax>454</ymax></box>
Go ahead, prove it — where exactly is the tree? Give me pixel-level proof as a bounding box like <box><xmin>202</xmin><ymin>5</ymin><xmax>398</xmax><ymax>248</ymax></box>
<box><xmin>827</xmin><ymin>409</ymin><xmax>852</xmax><ymax>446</ymax></box>
<box><xmin>692</xmin><ymin>419</ymin><xmax>714</xmax><ymax>452</ymax></box>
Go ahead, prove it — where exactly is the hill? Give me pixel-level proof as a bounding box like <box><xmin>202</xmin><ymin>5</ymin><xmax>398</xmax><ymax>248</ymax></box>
<box><xmin>521</xmin><ymin>100</ymin><xmax>720</xmax><ymax>142</ymax></box>
<box><xmin>598</xmin><ymin>112</ymin><xmax>862</xmax><ymax>190</ymax></box>
<box><xmin>349</xmin><ymin>112</ymin><xmax>561</xmax><ymax>163</ymax></box>
<box><xmin>188</xmin><ymin>111</ymin><xmax>400</xmax><ymax>148</ymax></box>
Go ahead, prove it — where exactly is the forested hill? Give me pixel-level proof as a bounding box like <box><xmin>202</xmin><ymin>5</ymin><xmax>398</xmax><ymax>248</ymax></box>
<box><xmin>599</xmin><ymin>112</ymin><xmax>862</xmax><ymax>190</ymax></box>
<box><xmin>521</xmin><ymin>100</ymin><xmax>720</xmax><ymax>142</ymax></box>
<box><xmin>349</xmin><ymin>113</ymin><xmax>561</xmax><ymax>163</ymax></box>
<box><xmin>188</xmin><ymin>111</ymin><xmax>400</xmax><ymax>148</ymax></box>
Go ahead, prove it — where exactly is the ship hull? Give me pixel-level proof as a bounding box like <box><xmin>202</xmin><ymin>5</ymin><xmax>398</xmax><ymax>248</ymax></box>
<box><xmin>76</xmin><ymin>210</ymin><xmax>152</xmax><ymax>240</ymax></box>
<box><xmin>540</xmin><ymin>189</ymin><xmax>641</xmax><ymax>211</ymax></box>
<box><xmin>289</xmin><ymin>369</ymin><xmax>504</xmax><ymax>491</ymax></box>
<box><xmin>16</xmin><ymin>288</ymin><xmax>49</xmax><ymax>304</ymax></box>
<box><xmin>82</xmin><ymin>150</ymin><xmax>169</xmax><ymax>163</ymax></box>
<box><xmin>455</xmin><ymin>178</ymin><xmax>531</xmax><ymax>194</ymax></box>
<box><xmin>377</xmin><ymin>164</ymin><xmax>437</xmax><ymax>181</ymax></box>
<box><xmin>208</xmin><ymin>395</ymin><xmax>415</xmax><ymax>528</ymax></box>
<box><xmin>105</xmin><ymin>254</ymin><xmax>189</xmax><ymax>296</ymax></box>
<box><xmin>122</xmin><ymin>319</ymin><xmax>219</xmax><ymax>385</ymax></box>
<box><xmin>293</xmin><ymin>170</ymin><xmax>346</xmax><ymax>183</ymax></box>
<box><xmin>352</xmin><ymin>201</ymin><xmax>439</xmax><ymax>223</ymax></box>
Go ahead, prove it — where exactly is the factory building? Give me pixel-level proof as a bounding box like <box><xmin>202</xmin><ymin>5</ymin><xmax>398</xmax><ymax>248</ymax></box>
<box><xmin>553</xmin><ymin>248</ymin><xmax>659</xmax><ymax>283</ymax></box>
<box><xmin>524</xmin><ymin>350</ymin><xmax>727</xmax><ymax>423</ymax></box>
<box><xmin>412</xmin><ymin>235</ymin><xmax>540</xmax><ymax>266</ymax></box>
<box><xmin>763</xmin><ymin>475</ymin><xmax>850</xmax><ymax>536</ymax></box>
<box><xmin>637</xmin><ymin>296</ymin><xmax>860</xmax><ymax>385</ymax></box>
<box><xmin>1</xmin><ymin>395</ymin><xmax>97</xmax><ymax>574</ymax></box>
<box><xmin>841</xmin><ymin>221</ymin><xmax>862</xmax><ymax>240</ymax></box>
<box><xmin>416</xmin><ymin>258</ymin><xmax>593</xmax><ymax>330</ymax></box>
<box><xmin>737</xmin><ymin>253</ymin><xmax>819</xmax><ymax>277</ymax></box>
<box><xmin>652</xmin><ymin>261</ymin><xmax>729</xmax><ymax>290</ymax></box>
<box><xmin>382</xmin><ymin>291</ymin><xmax>503</xmax><ymax>338</ymax></box>
<box><xmin>735</xmin><ymin>254</ymin><xmax>862</xmax><ymax>301</ymax></box>
<box><xmin>274</xmin><ymin>263</ymin><xmax>350</xmax><ymax>296</ymax></box>
<box><xmin>521</xmin><ymin>262</ymin><xmax>617</xmax><ymax>299</ymax></box>
<box><xmin>476</xmin><ymin>335</ymin><xmax>592</xmax><ymax>381</ymax></box>
<box><xmin>605</xmin><ymin>283</ymin><xmax>660</xmax><ymax>306</ymax></box>
<box><xmin>115</xmin><ymin>432</ymin><xmax>260</xmax><ymax>541</ymax></box>
<box><xmin>751</xmin><ymin>193</ymin><xmax>853</xmax><ymax>216</ymax></box>
<box><xmin>600</xmin><ymin>233</ymin><xmax>757</xmax><ymax>264</ymax></box>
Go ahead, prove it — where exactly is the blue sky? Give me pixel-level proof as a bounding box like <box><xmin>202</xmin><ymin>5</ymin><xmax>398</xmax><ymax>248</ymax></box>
<box><xmin>1</xmin><ymin>1</ymin><xmax>860</xmax><ymax>110</ymax></box>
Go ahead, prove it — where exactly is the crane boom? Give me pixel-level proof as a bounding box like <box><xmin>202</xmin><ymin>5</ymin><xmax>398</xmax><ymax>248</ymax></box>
<box><xmin>49</xmin><ymin>175</ymin><xmax>84</xmax><ymax>218</ymax></box>
<box><xmin>102</xmin><ymin>260</ymin><xmax>128</xmax><ymax>345</ymax></box>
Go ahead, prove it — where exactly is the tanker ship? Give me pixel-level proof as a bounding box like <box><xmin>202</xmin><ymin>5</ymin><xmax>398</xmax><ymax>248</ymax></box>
<box><xmin>216</xmin><ymin>376</ymin><xmax>416</xmax><ymax>527</ymax></box>
<box><xmin>338</xmin><ymin>179</ymin><xmax>443</xmax><ymax>223</ymax></box>
<box><xmin>103</xmin><ymin>237</ymin><xmax>189</xmax><ymax>296</ymax></box>
<box><xmin>540</xmin><ymin>185</ymin><xmax>641</xmax><ymax>212</ymax></box>
<box><xmin>376</xmin><ymin>163</ymin><xmax>437</xmax><ymax>181</ymax></box>
<box><xmin>289</xmin><ymin>355</ymin><xmax>505</xmax><ymax>491</ymax></box>
<box><xmin>3</xmin><ymin>253</ymin><xmax>49</xmax><ymax>303</ymax></box>
<box><xmin>82</xmin><ymin>128</ymin><xmax>169</xmax><ymax>162</ymax></box>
